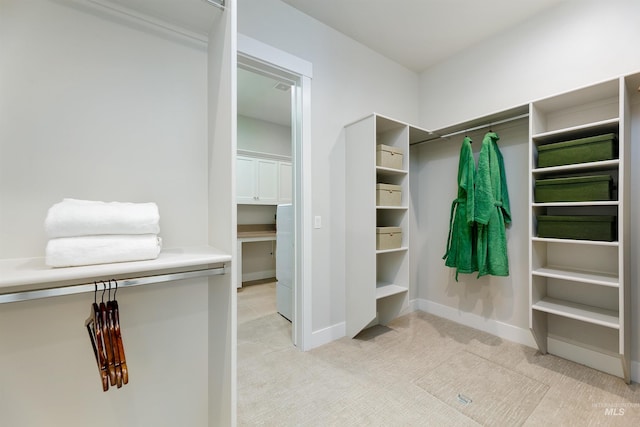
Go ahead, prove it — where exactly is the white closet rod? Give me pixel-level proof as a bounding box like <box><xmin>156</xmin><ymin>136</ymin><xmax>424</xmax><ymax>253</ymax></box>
<box><xmin>0</xmin><ymin>266</ymin><xmax>226</xmax><ymax>304</ymax></box>
<box><xmin>411</xmin><ymin>113</ymin><xmax>529</xmax><ymax>146</ymax></box>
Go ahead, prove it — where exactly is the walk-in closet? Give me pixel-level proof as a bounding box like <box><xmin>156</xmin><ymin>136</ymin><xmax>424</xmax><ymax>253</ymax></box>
<box><xmin>4</xmin><ymin>0</ymin><xmax>640</xmax><ymax>425</ymax></box>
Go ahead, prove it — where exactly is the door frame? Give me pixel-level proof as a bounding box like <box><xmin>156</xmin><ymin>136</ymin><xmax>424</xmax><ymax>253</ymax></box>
<box><xmin>237</xmin><ymin>34</ymin><xmax>313</xmax><ymax>350</ymax></box>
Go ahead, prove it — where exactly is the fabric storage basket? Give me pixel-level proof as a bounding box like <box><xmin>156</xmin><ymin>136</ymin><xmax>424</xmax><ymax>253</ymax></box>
<box><xmin>534</xmin><ymin>175</ymin><xmax>613</xmax><ymax>202</ymax></box>
<box><xmin>376</xmin><ymin>183</ymin><xmax>402</xmax><ymax>206</ymax></box>
<box><xmin>537</xmin><ymin>133</ymin><xmax>617</xmax><ymax>168</ymax></box>
<box><xmin>536</xmin><ymin>215</ymin><xmax>616</xmax><ymax>241</ymax></box>
<box><xmin>376</xmin><ymin>226</ymin><xmax>402</xmax><ymax>250</ymax></box>
<box><xmin>376</xmin><ymin>144</ymin><xmax>404</xmax><ymax>170</ymax></box>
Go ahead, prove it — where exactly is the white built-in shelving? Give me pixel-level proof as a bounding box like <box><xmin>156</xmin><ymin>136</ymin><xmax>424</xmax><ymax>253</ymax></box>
<box><xmin>528</xmin><ymin>74</ymin><xmax>637</xmax><ymax>383</ymax></box>
<box><xmin>344</xmin><ymin>113</ymin><xmax>429</xmax><ymax>338</ymax></box>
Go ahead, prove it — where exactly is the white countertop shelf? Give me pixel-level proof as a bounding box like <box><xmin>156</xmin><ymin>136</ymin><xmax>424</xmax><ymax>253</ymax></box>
<box><xmin>0</xmin><ymin>246</ymin><xmax>231</xmax><ymax>293</ymax></box>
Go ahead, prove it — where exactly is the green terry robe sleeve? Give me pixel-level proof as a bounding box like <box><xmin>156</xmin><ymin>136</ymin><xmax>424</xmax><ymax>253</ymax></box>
<box><xmin>443</xmin><ymin>136</ymin><xmax>477</xmax><ymax>280</ymax></box>
<box><xmin>475</xmin><ymin>132</ymin><xmax>510</xmax><ymax>278</ymax></box>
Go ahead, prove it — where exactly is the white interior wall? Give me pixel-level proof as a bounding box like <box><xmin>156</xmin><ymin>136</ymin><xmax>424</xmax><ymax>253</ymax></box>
<box><xmin>238</xmin><ymin>114</ymin><xmax>291</xmax><ymax>156</ymax></box>
<box><xmin>419</xmin><ymin>0</ymin><xmax>640</xmax><ymax>130</ymax></box>
<box><xmin>417</xmin><ymin>0</ymin><xmax>640</xmax><ymax>373</ymax></box>
<box><xmin>238</xmin><ymin>0</ymin><xmax>420</xmax><ymax>340</ymax></box>
<box><xmin>0</xmin><ymin>0</ymin><xmax>212</xmax><ymax>424</ymax></box>
<box><xmin>414</xmin><ymin>121</ymin><xmax>530</xmax><ymax>332</ymax></box>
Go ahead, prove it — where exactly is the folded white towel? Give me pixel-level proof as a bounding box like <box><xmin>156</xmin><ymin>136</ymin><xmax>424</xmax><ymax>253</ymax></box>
<box><xmin>45</xmin><ymin>198</ymin><xmax>160</xmax><ymax>239</ymax></box>
<box><xmin>45</xmin><ymin>234</ymin><xmax>162</xmax><ymax>268</ymax></box>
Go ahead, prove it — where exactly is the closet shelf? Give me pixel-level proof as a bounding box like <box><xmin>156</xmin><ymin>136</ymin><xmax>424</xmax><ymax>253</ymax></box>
<box><xmin>531</xmin><ymin>118</ymin><xmax>619</xmax><ymax>143</ymax></box>
<box><xmin>531</xmin><ymin>159</ymin><xmax>619</xmax><ymax>175</ymax></box>
<box><xmin>0</xmin><ymin>246</ymin><xmax>231</xmax><ymax>293</ymax></box>
<box><xmin>376</xmin><ymin>247</ymin><xmax>408</xmax><ymax>255</ymax></box>
<box><xmin>531</xmin><ymin>237</ymin><xmax>619</xmax><ymax>247</ymax></box>
<box><xmin>532</xmin><ymin>201</ymin><xmax>619</xmax><ymax>208</ymax></box>
<box><xmin>376</xmin><ymin>205</ymin><xmax>408</xmax><ymax>210</ymax></box>
<box><xmin>376</xmin><ymin>166</ymin><xmax>407</xmax><ymax>176</ymax></box>
<box><xmin>375</xmin><ymin>283</ymin><xmax>407</xmax><ymax>300</ymax></box>
<box><xmin>532</xmin><ymin>266</ymin><xmax>619</xmax><ymax>287</ymax></box>
<box><xmin>532</xmin><ymin>297</ymin><xmax>619</xmax><ymax>329</ymax></box>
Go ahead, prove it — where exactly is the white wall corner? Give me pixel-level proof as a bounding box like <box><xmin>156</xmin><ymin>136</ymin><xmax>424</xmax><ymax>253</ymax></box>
<box><xmin>416</xmin><ymin>298</ymin><xmax>538</xmax><ymax>349</ymax></box>
<box><xmin>310</xmin><ymin>322</ymin><xmax>346</xmax><ymax>349</ymax></box>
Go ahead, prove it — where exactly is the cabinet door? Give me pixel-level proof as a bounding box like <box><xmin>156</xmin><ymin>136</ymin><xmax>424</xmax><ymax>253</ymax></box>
<box><xmin>278</xmin><ymin>161</ymin><xmax>292</xmax><ymax>204</ymax></box>
<box><xmin>256</xmin><ymin>159</ymin><xmax>278</xmax><ymax>204</ymax></box>
<box><xmin>237</xmin><ymin>156</ymin><xmax>257</xmax><ymax>204</ymax></box>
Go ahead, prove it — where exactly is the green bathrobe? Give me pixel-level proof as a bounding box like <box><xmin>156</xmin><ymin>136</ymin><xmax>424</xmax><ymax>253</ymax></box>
<box><xmin>443</xmin><ymin>136</ymin><xmax>477</xmax><ymax>280</ymax></box>
<box><xmin>475</xmin><ymin>132</ymin><xmax>511</xmax><ymax>277</ymax></box>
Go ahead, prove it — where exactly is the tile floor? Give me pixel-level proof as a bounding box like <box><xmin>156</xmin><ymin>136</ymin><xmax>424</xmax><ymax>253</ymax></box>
<box><xmin>237</xmin><ymin>282</ymin><xmax>640</xmax><ymax>426</ymax></box>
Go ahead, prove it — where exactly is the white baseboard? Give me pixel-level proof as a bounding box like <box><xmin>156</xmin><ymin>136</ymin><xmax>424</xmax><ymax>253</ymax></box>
<box><xmin>417</xmin><ymin>298</ymin><xmax>639</xmax><ymax>383</ymax></box>
<box><xmin>547</xmin><ymin>336</ymin><xmax>623</xmax><ymax>379</ymax></box>
<box><xmin>310</xmin><ymin>321</ymin><xmax>345</xmax><ymax>349</ymax></box>
<box><xmin>416</xmin><ymin>298</ymin><xmax>537</xmax><ymax>349</ymax></box>
<box><xmin>241</xmin><ymin>269</ymin><xmax>275</xmax><ymax>283</ymax></box>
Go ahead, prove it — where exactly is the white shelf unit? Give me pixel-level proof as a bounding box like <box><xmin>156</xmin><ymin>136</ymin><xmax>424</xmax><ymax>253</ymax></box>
<box><xmin>0</xmin><ymin>1</ymin><xmax>236</xmax><ymax>425</ymax></box>
<box><xmin>528</xmin><ymin>76</ymin><xmax>633</xmax><ymax>383</ymax></box>
<box><xmin>345</xmin><ymin>114</ymin><xmax>429</xmax><ymax>338</ymax></box>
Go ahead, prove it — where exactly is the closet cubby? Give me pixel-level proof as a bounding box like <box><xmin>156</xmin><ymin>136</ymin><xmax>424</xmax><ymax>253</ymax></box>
<box><xmin>528</xmin><ymin>75</ymin><xmax>633</xmax><ymax>383</ymax></box>
<box><xmin>345</xmin><ymin>114</ymin><xmax>429</xmax><ymax>338</ymax></box>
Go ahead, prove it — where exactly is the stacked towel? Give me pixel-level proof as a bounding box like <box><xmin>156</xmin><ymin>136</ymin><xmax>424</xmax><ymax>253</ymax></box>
<box><xmin>45</xmin><ymin>199</ymin><xmax>162</xmax><ymax>268</ymax></box>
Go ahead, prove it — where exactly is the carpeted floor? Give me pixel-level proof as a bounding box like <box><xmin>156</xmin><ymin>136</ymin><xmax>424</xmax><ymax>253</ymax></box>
<box><xmin>237</xmin><ymin>282</ymin><xmax>640</xmax><ymax>426</ymax></box>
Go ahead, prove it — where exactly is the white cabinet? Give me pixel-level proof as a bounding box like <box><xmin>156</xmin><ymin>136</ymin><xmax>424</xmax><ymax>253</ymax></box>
<box><xmin>344</xmin><ymin>113</ymin><xmax>429</xmax><ymax>338</ymax></box>
<box><xmin>528</xmin><ymin>75</ymin><xmax>636</xmax><ymax>383</ymax></box>
<box><xmin>236</xmin><ymin>155</ymin><xmax>278</xmax><ymax>204</ymax></box>
<box><xmin>256</xmin><ymin>158</ymin><xmax>278</xmax><ymax>204</ymax></box>
<box><xmin>278</xmin><ymin>161</ymin><xmax>292</xmax><ymax>204</ymax></box>
<box><xmin>237</xmin><ymin>154</ymin><xmax>291</xmax><ymax>205</ymax></box>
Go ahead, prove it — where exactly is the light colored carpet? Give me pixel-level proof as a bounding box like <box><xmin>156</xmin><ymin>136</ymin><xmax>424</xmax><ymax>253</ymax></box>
<box><xmin>414</xmin><ymin>351</ymin><xmax>548</xmax><ymax>426</ymax></box>
<box><xmin>238</xmin><ymin>283</ymin><xmax>640</xmax><ymax>426</ymax></box>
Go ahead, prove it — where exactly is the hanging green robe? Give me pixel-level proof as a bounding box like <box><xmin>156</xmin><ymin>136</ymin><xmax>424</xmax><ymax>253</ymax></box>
<box><xmin>475</xmin><ymin>132</ymin><xmax>511</xmax><ymax>278</ymax></box>
<box><xmin>443</xmin><ymin>136</ymin><xmax>476</xmax><ymax>280</ymax></box>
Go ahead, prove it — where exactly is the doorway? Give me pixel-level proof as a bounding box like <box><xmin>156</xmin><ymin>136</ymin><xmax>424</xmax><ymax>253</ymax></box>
<box><xmin>237</xmin><ymin>34</ymin><xmax>312</xmax><ymax>349</ymax></box>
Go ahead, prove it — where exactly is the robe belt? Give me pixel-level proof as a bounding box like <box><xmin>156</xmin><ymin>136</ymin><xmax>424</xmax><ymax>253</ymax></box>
<box><xmin>494</xmin><ymin>201</ymin><xmax>503</xmax><ymax>207</ymax></box>
<box><xmin>443</xmin><ymin>197</ymin><xmax>464</xmax><ymax>260</ymax></box>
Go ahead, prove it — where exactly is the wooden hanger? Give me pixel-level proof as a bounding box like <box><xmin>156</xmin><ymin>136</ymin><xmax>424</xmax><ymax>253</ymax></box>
<box><xmin>85</xmin><ymin>282</ymin><xmax>109</xmax><ymax>391</ymax></box>
<box><xmin>106</xmin><ymin>281</ymin><xmax>123</xmax><ymax>388</ymax></box>
<box><xmin>99</xmin><ymin>281</ymin><xmax>117</xmax><ymax>387</ymax></box>
<box><xmin>111</xmin><ymin>280</ymin><xmax>129</xmax><ymax>385</ymax></box>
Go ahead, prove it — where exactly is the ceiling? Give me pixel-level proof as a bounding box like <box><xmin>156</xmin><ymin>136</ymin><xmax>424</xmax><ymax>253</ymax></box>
<box><xmin>281</xmin><ymin>0</ymin><xmax>565</xmax><ymax>72</ymax></box>
<box><xmin>237</xmin><ymin>67</ymin><xmax>292</xmax><ymax>127</ymax></box>
<box><xmin>93</xmin><ymin>0</ymin><xmax>567</xmax><ymax>126</ymax></box>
